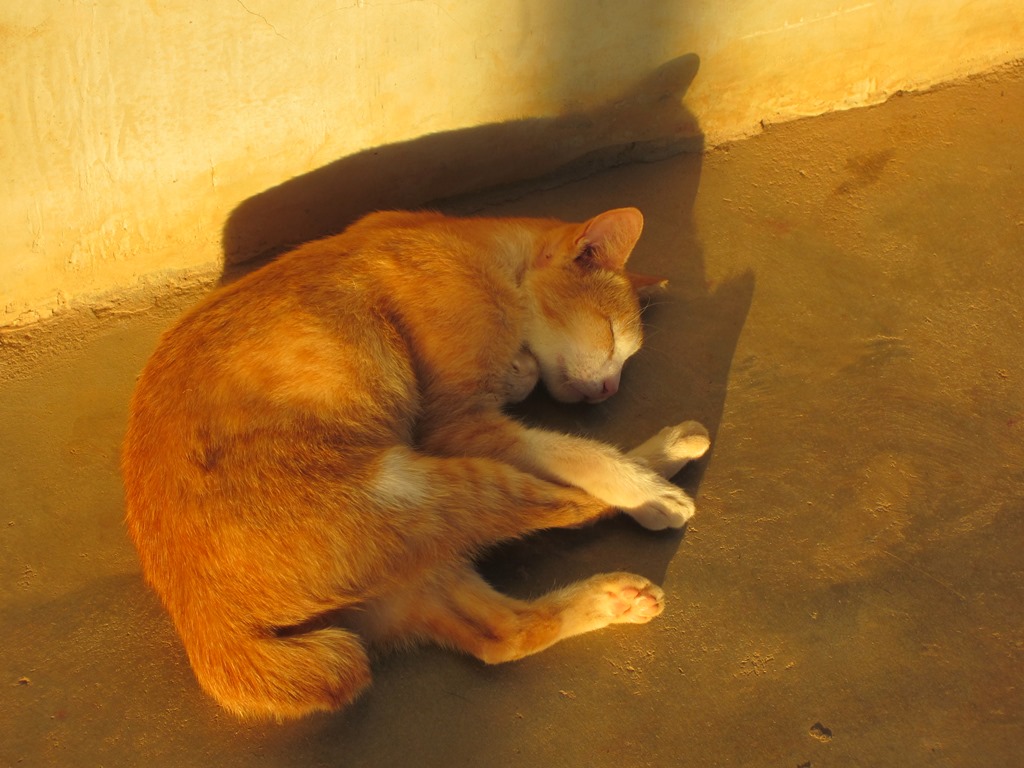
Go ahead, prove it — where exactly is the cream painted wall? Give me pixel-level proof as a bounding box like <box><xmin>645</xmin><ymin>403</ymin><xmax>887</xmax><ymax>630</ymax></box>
<box><xmin>3</xmin><ymin>0</ymin><xmax>1022</xmax><ymax>328</ymax></box>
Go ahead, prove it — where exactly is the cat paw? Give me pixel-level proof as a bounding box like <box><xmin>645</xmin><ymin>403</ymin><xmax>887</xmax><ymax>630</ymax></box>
<box><xmin>562</xmin><ymin>574</ymin><xmax>665</xmax><ymax>636</ymax></box>
<box><xmin>660</xmin><ymin>420</ymin><xmax>711</xmax><ymax>462</ymax></box>
<box><xmin>628</xmin><ymin>420</ymin><xmax>711</xmax><ymax>479</ymax></box>
<box><xmin>500</xmin><ymin>349</ymin><xmax>541</xmax><ymax>404</ymax></box>
<box><xmin>626</xmin><ymin>483</ymin><xmax>696</xmax><ymax>531</ymax></box>
<box><xmin>588</xmin><ymin>574</ymin><xmax>665</xmax><ymax>624</ymax></box>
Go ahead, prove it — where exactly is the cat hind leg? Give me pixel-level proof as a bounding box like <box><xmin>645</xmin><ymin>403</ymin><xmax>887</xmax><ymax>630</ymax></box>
<box><xmin>358</xmin><ymin>565</ymin><xmax>663</xmax><ymax>665</ymax></box>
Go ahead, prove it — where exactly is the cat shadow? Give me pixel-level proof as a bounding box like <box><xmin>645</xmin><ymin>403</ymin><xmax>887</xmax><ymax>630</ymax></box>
<box><xmin>219</xmin><ymin>53</ymin><xmax>703</xmax><ymax>282</ymax></box>
<box><xmin>216</xmin><ymin>52</ymin><xmax>725</xmax><ymax>608</ymax></box>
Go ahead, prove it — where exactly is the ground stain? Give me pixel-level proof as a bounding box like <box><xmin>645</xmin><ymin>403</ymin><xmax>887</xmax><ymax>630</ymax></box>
<box><xmin>810</xmin><ymin>722</ymin><xmax>833</xmax><ymax>742</ymax></box>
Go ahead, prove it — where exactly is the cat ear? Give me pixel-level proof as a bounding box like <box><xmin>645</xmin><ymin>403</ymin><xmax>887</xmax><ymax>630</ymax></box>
<box><xmin>627</xmin><ymin>271</ymin><xmax>669</xmax><ymax>299</ymax></box>
<box><xmin>573</xmin><ymin>207</ymin><xmax>644</xmax><ymax>271</ymax></box>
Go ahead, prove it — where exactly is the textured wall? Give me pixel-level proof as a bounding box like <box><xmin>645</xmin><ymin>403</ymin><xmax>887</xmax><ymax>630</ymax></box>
<box><xmin>2</xmin><ymin>0</ymin><xmax>1022</xmax><ymax>327</ymax></box>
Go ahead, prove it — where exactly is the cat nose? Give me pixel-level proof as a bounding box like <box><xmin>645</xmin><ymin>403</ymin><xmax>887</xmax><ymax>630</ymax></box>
<box><xmin>582</xmin><ymin>372</ymin><xmax>620</xmax><ymax>402</ymax></box>
<box><xmin>600</xmin><ymin>374</ymin><xmax>620</xmax><ymax>397</ymax></box>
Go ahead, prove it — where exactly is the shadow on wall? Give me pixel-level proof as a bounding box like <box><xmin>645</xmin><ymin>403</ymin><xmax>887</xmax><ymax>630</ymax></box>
<box><xmin>219</xmin><ymin>54</ymin><xmax>703</xmax><ymax>279</ymax></box>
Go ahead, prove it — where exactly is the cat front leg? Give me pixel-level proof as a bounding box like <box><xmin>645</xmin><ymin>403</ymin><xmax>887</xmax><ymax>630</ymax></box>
<box><xmin>520</xmin><ymin>420</ymin><xmax>712</xmax><ymax>530</ymax></box>
<box><xmin>621</xmin><ymin>421</ymin><xmax>711</xmax><ymax>528</ymax></box>
<box><xmin>420</xmin><ymin>406</ymin><xmax>708</xmax><ymax>531</ymax></box>
<box><xmin>517</xmin><ymin>428</ymin><xmax>700</xmax><ymax>530</ymax></box>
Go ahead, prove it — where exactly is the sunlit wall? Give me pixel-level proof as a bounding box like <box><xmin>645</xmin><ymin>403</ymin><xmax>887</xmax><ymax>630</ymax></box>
<box><xmin>3</xmin><ymin>0</ymin><xmax>1022</xmax><ymax>327</ymax></box>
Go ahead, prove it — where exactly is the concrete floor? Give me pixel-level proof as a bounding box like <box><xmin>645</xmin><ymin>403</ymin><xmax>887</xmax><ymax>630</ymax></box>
<box><xmin>2</xmin><ymin>65</ymin><xmax>1023</xmax><ymax>767</ymax></box>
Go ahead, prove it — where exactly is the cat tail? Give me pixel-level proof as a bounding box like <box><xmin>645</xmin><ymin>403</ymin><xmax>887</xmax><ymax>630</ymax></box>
<box><xmin>185</xmin><ymin>622</ymin><xmax>371</xmax><ymax>721</ymax></box>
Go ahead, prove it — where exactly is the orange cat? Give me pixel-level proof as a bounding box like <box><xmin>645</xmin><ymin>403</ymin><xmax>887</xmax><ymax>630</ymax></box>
<box><xmin>121</xmin><ymin>207</ymin><xmax>710</xmax><ymax>720</ymax></box>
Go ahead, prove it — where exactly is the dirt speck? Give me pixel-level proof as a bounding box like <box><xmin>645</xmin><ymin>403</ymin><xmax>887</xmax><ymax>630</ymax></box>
<box><xmin>810</xmin><ymin>722</ymin><xmax>833</xmax><ymax>742</ymax></box>
<box><xmin>18</xmin><ymin>565</ymin><xmax>36</xmax><ymax>589</ymax></box>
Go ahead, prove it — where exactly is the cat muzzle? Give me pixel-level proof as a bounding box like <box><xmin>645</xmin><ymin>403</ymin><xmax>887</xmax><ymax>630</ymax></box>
<box><xmin>570</xmin><ymin>371</ymin><xmax>621</xmax><ymax>403</ymax></box>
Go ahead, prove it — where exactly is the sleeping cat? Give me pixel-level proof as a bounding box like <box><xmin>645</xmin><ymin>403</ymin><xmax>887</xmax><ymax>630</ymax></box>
<box><xmin>121</xmin><ymin>206</ymin><xmax>710</xmax><ymax>720</ymax></box>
